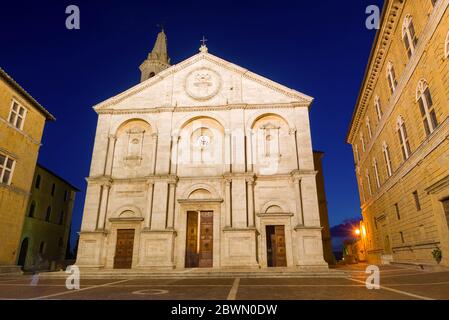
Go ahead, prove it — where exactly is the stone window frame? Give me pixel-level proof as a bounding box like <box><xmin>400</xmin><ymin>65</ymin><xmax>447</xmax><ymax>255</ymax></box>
<box><xmin>360</xmin><ymin>132</ymin><xmax>366</xmax><ymax>153</ymax></box>
<box><xmin>365</xmin><ymin>169</ymin><xmax>373</xmax><ymax>197</ymax></box>
<box><xmin>382</xmin><ymin>141</ymin><xmax>393</xmax><ymax>178</ymax></box>
<box><xmin>402</xmin><ymin>15</ymin><xmax>418</xmax><ymax>59</ymax></box>
<box><xmin>416</xmin><ymin>79</ymin><xmax>438</xmax><ymax>136</ymax></box>
<box><xmin>386</xmin><ymin>61</ymin><xmax>398</xmax><ymax>94</ymax></box>
<box><xmin>7</xmin><ymin>99</ymin><xmax>27</xmax><ymax>131</ymax></box>
<box><xmin>372</xmin><ymin>158</ymin><xmax>381</xmax><ymax>189</ymax></box>
<box><xmin>396</xmin><ymin>116</ymin><xmax>411</xmax><ymax>161</ymax></box>
<box><xmin>366</xmin><ymin>116</ymin><xmax>373</xmax><ymax>140</ymax></box>
<box><xmin>0</xmin><ymin>152</ymin><xmax>16</xmax><ymax>185</ymax></box>
<box><xmin>374</xmin><ymin>95</ymin><xmax>383</xmax><ymax>123</ymax></box>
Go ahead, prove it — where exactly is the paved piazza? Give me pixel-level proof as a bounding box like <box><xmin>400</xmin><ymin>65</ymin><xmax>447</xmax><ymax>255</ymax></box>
<box><xmin>0</xmin><ymin>264</ymin><xmax>448</xmax><ymax>300</ymax></box>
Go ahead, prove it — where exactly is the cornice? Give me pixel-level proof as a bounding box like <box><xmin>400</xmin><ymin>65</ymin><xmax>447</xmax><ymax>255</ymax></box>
<box><xmin>354</xmin><ymin>0</ymin><xmax>449</xmax><ymax>166</ymax></box>
<box><xmin>87</xmin><ymin>171</ymin><xmax>317</xmax><ymax>185</ymax></box>
<box><xmin>96</xmin><ymin>102</ymin><xmax>308</xmax><ymax>115</ymax></box>
<box><xmin>347</xmin><ymin>0</ymin><xmax>405</xmax><ymax>144</ymax></box>
<box><xmin>93</xmin><ymin>51</ymin><xmax>312</xmax><ymax>111</ymax></box>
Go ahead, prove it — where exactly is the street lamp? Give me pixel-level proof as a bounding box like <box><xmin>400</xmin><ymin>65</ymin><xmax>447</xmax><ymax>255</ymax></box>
<box><xmin>354</xmin><ymin>228</ymin><xmax>361</xmax><ymax>236</ymax></box>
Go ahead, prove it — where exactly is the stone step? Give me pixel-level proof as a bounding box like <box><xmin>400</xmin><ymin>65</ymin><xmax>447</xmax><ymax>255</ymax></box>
<box><xmin>0</xmin><ymin>266</ymin><xmax>23</xmax><ymax>276</ymax></box>
<box><xmin>38</xmin><ymin>269</ymin><xmax>348</xmax><ymax>279</ymax></box>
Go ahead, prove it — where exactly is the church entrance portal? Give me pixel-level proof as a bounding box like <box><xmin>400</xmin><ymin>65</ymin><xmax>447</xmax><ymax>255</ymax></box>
<box><xmin>113</xmin><ymin>229</ymin><xmax>135</xmax><ymax>269</ymax></box>
<box><xmin>185</xmin><ymin>211</ymin><xmax>213</xmax><ymax>268</ymax></box>
<box><xmin>266</xmin><ymin>225</ymin><xmax>287</xmax><ymax>267</ymax></box>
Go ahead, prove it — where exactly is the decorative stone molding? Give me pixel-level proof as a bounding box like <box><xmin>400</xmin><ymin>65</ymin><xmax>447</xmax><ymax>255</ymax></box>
<box><xmin>184</xmin><ymin>67</ymin><xmax>222</xmax><ymax>101</ymax></box>
<box><xmin>177</xmin><ymin>198</ymin><xmax>224</xmax><ymax>204</ymax></box>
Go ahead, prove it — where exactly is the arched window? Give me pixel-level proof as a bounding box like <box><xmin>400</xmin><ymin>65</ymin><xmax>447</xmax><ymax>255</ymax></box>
<box><xmin>359</xmin><ymin>177</ymin><xmax>366</xmax><ymax>203</ymax></box>
<box><xmin>382</xmin><ymin>141</ymin><xmax>393</xmax><ymax>177</ymax></box>
<box><xmin>45</xmin><ymin>206</ymin><xmax>51</xmax><ymax>222</ymax></box>
<box><xmin>28</xmin><ymin>201</ymin><xmax>36</xmax><ymax>217</ymax></box>
<box><xmin>416</xmin><ymin>80</ymin><xmax>438</xmax><ymax>136</ymax></box>
<box><xmin>372</xmin><ymin>158</ymin><xmax>381</xmax><ymax>189</ymax></box>
<box><xmin>39</xmin><ymin>242</ymin><xmax>46</xmax><ymax>255</ymax></box>
<box><xmin>58</xmin><ymin>211</ymin><xmax>64</xmax><ymax>225</ymax></box>
<box><xmin>402</xmin><ymin>15</ymin><xmax>418</xmax><ymax>58</ymax></box>
<box><xmin>387</xmin><ymin>62</ymin><xmax>398</xmax><ymax>94</ymax></box>
<box><xmin>374</xmin><ymin>95</ymin><xmax>383</xmax><ymax>122</ymax></box>
<box><xmin>365</xmin><ymin>169</ymin><xmax>373</xmax><ymax>196</ymax></box>
<box><xmin>35</xmin><ymin>175</ymin><xmax>41</xmax><ymax>189</ymax></box>
<box><xmin>360</xmin><ymin>133</ymin><xmax>366</xmax><ymax>152</ymax></box>
<box><xmin>354</xmin><ymin>144</ymin><xmax>360</xmax><ymax>164</ymax></box>
<box><xmin>191</xmin><ymin>127</ymin><xmax>214</xmax><ymax>163</ymax></box>
<box><xmin>396</xmin><ymin>116</ymin><xmax>411</xmax><ymax>161</ymax></box>
<box><xmin>366</xmin><ymin>117</ymin><xmax>372</xmax><ymax>139</ymax></box>
<box><xmin>445</xmin><ymin>31</ymin><xmax>449</xmax><ymax>59</ymax></box>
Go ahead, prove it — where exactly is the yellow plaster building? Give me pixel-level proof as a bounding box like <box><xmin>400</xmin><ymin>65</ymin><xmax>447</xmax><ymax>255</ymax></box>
<box><xmin>347</xmin><ymin>0</ymin><xmax>449</xmax><ymax>268</ymax></box>
<box><xmin>0</xmin><ymin>67</ymin><xmax>55</xmax><ymax>273</ymax></box>
<box><xmin>18</xmin><ymin>165</ymin><xmax>78</xmax><ymax>271</ymax></box>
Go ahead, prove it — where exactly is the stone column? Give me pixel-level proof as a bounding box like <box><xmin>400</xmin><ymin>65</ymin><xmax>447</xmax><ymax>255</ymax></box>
<box><xmin>151</xmin><ymin>133</ymin><xmax>158</xmax><ymax>175</ymax></box>
<box><xmin>246</xmin><ymin>177</ymin><xmax>255</xmax><ymax>228</ymax></box>
<box><xmin>246</xmin><ymin>129</ymin><xmax>254</xmax><ymax>172</ymax></box>
<box><xmin>293</xmin><ymin>176</ymin><xmax>304</xmax><ymax>227</ymax></box>
<box><xmin>104</xmin><ymin>134</ymin><xmax>117</xmax><ymax>176</ymax></box>
<box><xmin>170</xmin><ymin>134</ymin><xmax>180</xmax><ymax>174</ymax></box>
<box><xmin>166</xmin><ymin>180</ymin><xmax>177</xmax><ymax>229</ymax></box>
<box><xmin>225</xmin><ymin>130</ymin><xmax>232</xmax><ymax>173</ymax></box>
<box><xmin>290</xmin><ymin>128</ymin><xmax>300</xmax><ymax>170</ymax></box>
<box><xmin>144</xmin><ymin>180</ymin><xmax>154</xmax><ymax>229</ymax></box>
<box><xmin>225</xmin><ymin>178</ymin><xmax>232</xmax><ymax>227</ymax></box>
<box><xmin>97</xmin><ymin>181</ymin><xmax>111</xmax><ymax>230</ymax></box>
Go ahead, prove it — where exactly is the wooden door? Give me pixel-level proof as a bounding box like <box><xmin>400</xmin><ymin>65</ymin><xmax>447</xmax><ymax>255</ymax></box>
<box><xmin>185</xmin><ymin>211</ymin><xmax>199</xmax><ymax>268</ymax></box>
<box><xmin>266</xmin><ymin>225</ymin><xmax>287</xmax><ymax>267</ymax></box>
<box><xmin>113</xmin><ymin>229</ymin><xmax>135</xmax><ymax>269</ymax></box>
<box><xmin>274</xmin><ymin>226</ymin><xmax>287</xmax><ymax>267</ymax></box>
<box><xmin>199</xmin><ymin>211</ymin><xmax>213</xmax><ymax>268</ymax></box>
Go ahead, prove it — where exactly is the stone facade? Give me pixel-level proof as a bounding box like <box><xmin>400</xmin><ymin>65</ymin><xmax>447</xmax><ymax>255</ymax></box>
<box><xmin>347</xmin><ymin>0</ymin><xmax>449</xmax><ymax>268</ymax></box>
<box><xmin>0</xmin><ymin>67</ymin><xmax>54</xmax><ymax>272</ymax></box>
<box><xmin>18</xmin><ymin>165</ymin><xmax>78</xmax><ymax>271</ymax></box>
<box><xmin>76</xmin><ymin>33</ymin><xmax>329</xmax><ymax>271</ymax></box>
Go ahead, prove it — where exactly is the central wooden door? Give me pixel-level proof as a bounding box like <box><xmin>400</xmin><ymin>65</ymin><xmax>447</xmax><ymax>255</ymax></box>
<box><xmin>185</xmin><ymin>211</ymin><xmax>213</xmax><ymax>268</ymax></box>
<box><xmin>266</xmin><ymin>225</ymin><xmax>287</xmax><ymax>267</ymax></box>
<box><xmin>199</xmin><ymin>211</ymin><xmax>213</xmax><ymax>268</ymax></box>
<box><xmin>114</xmin><ymin>229</ymin><xmax>135</xmax><ymax>269</ymax></box>
<box><xmin>185</xmin><ymin>211</ymin><xmax>199</xmax><ymax>268</ymax></box>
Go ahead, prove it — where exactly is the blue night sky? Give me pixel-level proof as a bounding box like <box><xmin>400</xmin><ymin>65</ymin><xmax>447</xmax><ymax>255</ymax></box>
<box><xmin>0</xmin><ymin>0</ymin><xmax>383</xmax><ymax>246</ymax></box>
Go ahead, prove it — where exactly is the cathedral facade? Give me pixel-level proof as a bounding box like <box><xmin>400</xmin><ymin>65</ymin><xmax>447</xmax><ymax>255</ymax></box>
<box><xmin>76</xmin><ymin>31</ymin><xmax>329</xmax><ymax>270</ymax></box>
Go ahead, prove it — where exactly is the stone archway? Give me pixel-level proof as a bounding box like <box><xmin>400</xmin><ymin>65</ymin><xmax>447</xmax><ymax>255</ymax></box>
<box><xmin>17</xmin><ymin>238</ymin><xmax>29</xmax><ymax>269</ymax></box>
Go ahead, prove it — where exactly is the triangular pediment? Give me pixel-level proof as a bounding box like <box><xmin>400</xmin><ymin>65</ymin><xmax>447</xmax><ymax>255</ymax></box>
<box><xmin>94</xmin><ymin>49</ymin><xmax>313</xmax><ymax>111</ymax></box>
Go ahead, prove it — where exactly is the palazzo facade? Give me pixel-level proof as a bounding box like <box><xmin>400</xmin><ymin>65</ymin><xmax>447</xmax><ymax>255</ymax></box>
<box><xmin>76</xmin><ymin>31</ymin><xmax>329</xmax><ymax>270</ymax></box>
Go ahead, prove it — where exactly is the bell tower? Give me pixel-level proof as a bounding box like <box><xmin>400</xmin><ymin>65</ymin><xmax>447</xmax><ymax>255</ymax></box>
<box><xmin>139</xmin><ymin>29</ymin><xmax>170</xmax><ymax>82</ymax></box>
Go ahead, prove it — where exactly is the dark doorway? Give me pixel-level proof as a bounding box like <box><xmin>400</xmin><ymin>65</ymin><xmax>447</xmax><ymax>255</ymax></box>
<box><xmin>113</xmin><ymin>229</ymin><xmax>135</xmax><ymax>269</ymax></box>
<box><xmin>17</xmin><ymin>238</ymin><xmax>28</xmax><ymax>269</ymax></box>
<box><xmin>266</xmin><ymin>225</ymin><xmax>287</xmax><ymax>267</ymax></box>
<box><xmin>185</xmin><ymin>211</ymin><xmax>213</xmax><ymax>268</ymax></box>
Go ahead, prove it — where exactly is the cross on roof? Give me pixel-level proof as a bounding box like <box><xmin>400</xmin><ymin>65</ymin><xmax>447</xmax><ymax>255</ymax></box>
<box><xmin>200</xmin><ymin>36</ymin><xmax>208</xmax><ymax>46</ymax></box>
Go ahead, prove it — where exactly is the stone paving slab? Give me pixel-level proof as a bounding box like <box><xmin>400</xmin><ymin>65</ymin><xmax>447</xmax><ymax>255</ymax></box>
<box><xmin>0</xmin><ymin>265</ymin><xmax>448</xmax><ymax>300</ymax></box>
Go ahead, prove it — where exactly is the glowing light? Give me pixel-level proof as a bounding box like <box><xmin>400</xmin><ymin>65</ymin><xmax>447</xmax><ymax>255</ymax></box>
<box><xmin>354</xmin><ymin>228</ymin><xmax>361</xmax><ymax>236</ymax></box>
